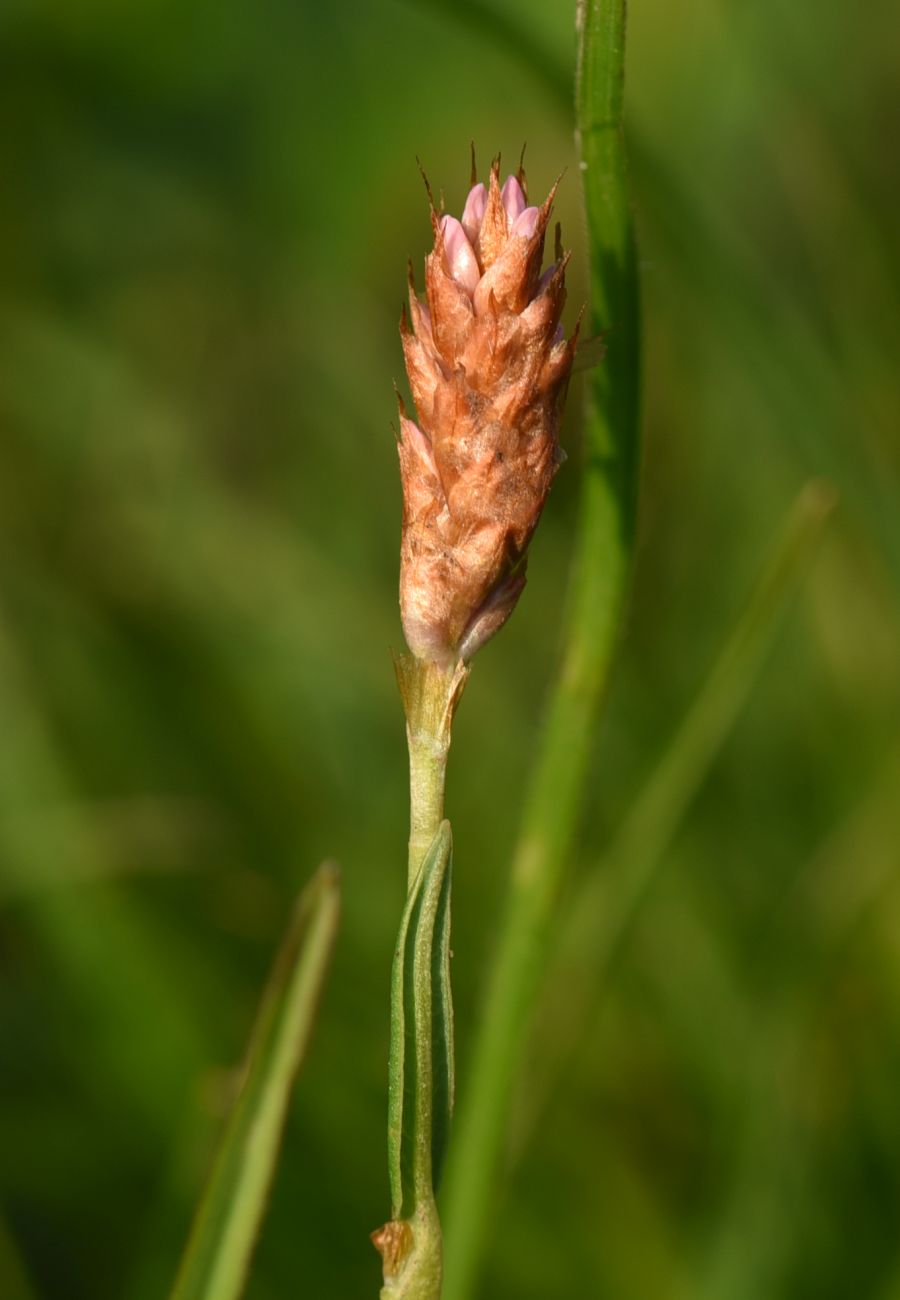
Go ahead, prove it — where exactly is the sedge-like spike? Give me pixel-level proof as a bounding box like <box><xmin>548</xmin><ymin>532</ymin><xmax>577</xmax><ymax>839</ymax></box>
<box><xmin>396</xmin><ymin>153</ymin><xmax>582</xmax><ymax>665</ymax></box>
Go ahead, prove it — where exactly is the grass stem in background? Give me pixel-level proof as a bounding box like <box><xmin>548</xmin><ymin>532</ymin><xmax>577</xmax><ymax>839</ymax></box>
<box><xmin>441</xmin><ymin>3</ymin><xmax>640</xmax><ymax>1295</ymax></box>
<box><xmin>513</xmin><ymin>481</ymin><xmax>836</xmax><ymax>1154</ymax></box>
<box><xmin>168</xmin><ymin>864</ymin><xmax>340</xmax><ymax>1300</ymax></box>
<box><xmin>568</xmin><ymin>483</ymin><xmax>835</xmax><ymax>979</ymax></box>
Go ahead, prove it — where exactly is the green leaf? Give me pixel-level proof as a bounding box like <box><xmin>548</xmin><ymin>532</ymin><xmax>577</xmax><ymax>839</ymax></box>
<box><xmin>387</xmin><ymin>821</ymin><xmax>454</xmax><ymax>1220</ymax></box>
<box><xmin>509</xmin><ymin>481</ymin><xmax>836</xmax><ymax>1154</ymax></box>
<box><xmin>442</xmin><ymin>3</ymin><xmax>641</xmax><ymax>1295</ymax></box>
<box><xmin>168</xmin><ymin>863</ymin><xmax>340</xmax><ymax>1300</ymax></box>
<box><xmin>575</xmin><ymin>481</ymin><xmax>837</xmax><ymax>975</ymax></box>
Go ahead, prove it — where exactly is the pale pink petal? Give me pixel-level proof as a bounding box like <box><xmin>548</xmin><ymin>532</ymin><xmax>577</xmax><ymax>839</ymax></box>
<box><xmin>512</xmin><ymin>206</ymin><xmax>540</xmax><ymax>239</ymax></box>
<box><xmin>441</xmin><ymin>215</ymin><xmax>481</xmax><ymax>295</ymax></box>
<box><xmin>461</xmin><ymin>182</ymin><xmax>487</xmax><ymax>243</ymax></box>
<box><xmin>501</xmin><ymin>175</ymin><xmax>526</xmax><ymax>224</ymax></box>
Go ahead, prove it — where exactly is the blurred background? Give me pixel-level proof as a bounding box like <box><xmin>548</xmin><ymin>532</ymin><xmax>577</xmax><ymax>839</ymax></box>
<box><xmin>1</xmin><ymin>0</ymin><xmax>899</xmax><ymax>1296</ymax></box>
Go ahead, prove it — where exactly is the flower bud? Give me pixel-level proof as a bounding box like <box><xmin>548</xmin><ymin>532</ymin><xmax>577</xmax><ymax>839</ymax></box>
<box><xmin>398</xmin><ymin>155</ymin><xmax>578</xmax><ymax>665</ymax></box>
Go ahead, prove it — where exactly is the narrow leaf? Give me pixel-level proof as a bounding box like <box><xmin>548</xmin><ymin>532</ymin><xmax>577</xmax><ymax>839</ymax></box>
<box><xmin>511</xmin><ymin>482</ymin><xmax>836</xmax><ymax>1154</ymax></box>
<box><xmin>572</xmin><ymin>480</ymin><xmax>836</xmax><ymax>975</ymax></box>
<box><xmin>387</xmin><ymin>821</ymin><xmax>453</xmax><ymax>1220</ymax></box>
<box><xmin>442</xmin><ymin>2</ymin><xmax>641</xmax><ymax>1294</ymax></box>
<box><xmin>168</xmin><ymin>863</ymin><xmax>340</xmax><ymax>1300</ymax></box>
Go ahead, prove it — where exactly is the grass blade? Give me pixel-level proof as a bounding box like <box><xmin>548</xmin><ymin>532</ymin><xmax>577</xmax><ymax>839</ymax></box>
<box><xmin>441</xmin><ymin>3</ymin><xmax>641</xmax><ymax>1296</ymax></box>
<box><xmin>168</xmin><ymin>863</ymin><xmax>340</xmax><ymax>1300</ymax></box>
<box><xmin>513</xmin><ymin>481</ymin><xmax>836</xmax><ymax>1154</ymax></box>
<box><xmin>575</xmin><ymin>483</ymin><xmax>836</xmax><ymax>975</ymax></box>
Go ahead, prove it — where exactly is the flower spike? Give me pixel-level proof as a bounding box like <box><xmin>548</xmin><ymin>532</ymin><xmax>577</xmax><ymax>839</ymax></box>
<box><xmin>397</xmin><ymin>152</ymin><xmax>581</xmax><ymax>665</ymax></box>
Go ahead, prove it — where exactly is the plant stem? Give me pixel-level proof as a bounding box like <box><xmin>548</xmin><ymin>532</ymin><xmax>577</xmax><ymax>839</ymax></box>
<box><xmin>504</xmin><ymin>483</ymin><xmax>835</xmax><ymax>1165</ymax></box>
<box><xmin>376</xmin><ymin>658</ymin><xmax>468</xmax><ymax>1299</ymax></box>
<box><xmin>441</xmin><ymin>3</ymin><xmax>641</xmax><ymax>1296</ymax></box>
<box><xmin>398</xmin><ymin>657</ymin><xmax>469</xmax><ymax>887</ymax></box>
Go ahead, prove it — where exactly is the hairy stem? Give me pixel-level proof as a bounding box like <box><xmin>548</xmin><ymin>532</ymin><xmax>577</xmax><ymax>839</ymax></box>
<box><xmin>441</xmin><ymin>3</ymin><xmax>640</xmax><ymax>1296</ymax></box>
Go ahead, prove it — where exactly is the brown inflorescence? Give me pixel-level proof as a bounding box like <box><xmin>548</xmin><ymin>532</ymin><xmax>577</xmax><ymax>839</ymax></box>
<box><xmin>397</xmin><ymin>154</ymin><xmax>578</xmax><ymax>665</ymax></box>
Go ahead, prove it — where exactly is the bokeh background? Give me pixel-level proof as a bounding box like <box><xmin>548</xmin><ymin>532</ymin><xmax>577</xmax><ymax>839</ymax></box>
<box><xmin>1</xmin><ymin>0</ymin><xmax>899</xmax><ymax>1296</ymax></box>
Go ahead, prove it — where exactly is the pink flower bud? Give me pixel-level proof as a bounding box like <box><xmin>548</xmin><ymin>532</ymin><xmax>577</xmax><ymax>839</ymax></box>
<box><xmin>440</xmin><ymin>216</ymin><xmax>481</xmax><ymax>296</ymax></box>
<box><xmin>461</xmin><ymin>182</ymin><xmax>487</xmax><ymax>243</ymax></box>
<box><xmin>501</xmin><ymin>175</ymin><xmax>526</xmax><ymax>223</ymax></box>
<box><xmin>512</xmin><ymin>206</ymin><xmax>540</xmax><ymax>239</ymax></box>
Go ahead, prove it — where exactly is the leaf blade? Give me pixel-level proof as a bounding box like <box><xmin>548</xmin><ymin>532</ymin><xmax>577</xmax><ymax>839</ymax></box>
<box><xmin>442</xmin><ymin>3</ymin><xmax>642</xmax><ymax>1295</ymax></box>
<box><xmin>168</xmin><ymin>862</ymin><xmax>340</xmax><ymax>1300</ymax></box>
<box><xmin>387</xmin><ymin>821</ymin><xmax>454</xmax><ymax>1221</ymax></box>
<box><xmin>510</xmin><ymin>481</ymin><xmax>836</xmax><ymax>1156</ymax></box>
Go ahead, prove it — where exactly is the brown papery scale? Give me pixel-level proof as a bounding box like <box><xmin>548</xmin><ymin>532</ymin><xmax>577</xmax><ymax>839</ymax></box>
<box><xmin>397</xmin><ymin>153</ymin><xmax>578</xmax><ymax>666</ymax></box>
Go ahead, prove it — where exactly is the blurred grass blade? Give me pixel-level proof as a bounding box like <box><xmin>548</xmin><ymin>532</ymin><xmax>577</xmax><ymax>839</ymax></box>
<box><xmin>441</xmin><ymin>3</ymin><xmax>641</xmax><ymax>1296</ymax></box>
<box><xmin>387</xmin><ymin>821</ymin><xmax>454</xmax><ymax>1218</ymax></box>
<box><xmin>412</xmin><ymin>0</ymin><xmax>570</xmax><ymax>111</ymax></box>
<box><xmin>573</xmin><ymin>482</ymin><xmax>836</xmax><ymax>973</ymax></box>
<box><xmin>515</xmin><ymin>480</ymin><xmax>836</xmax><ymax>1149</ymax></box>
<box><xmin>168</xmin><ymin>864</ymin><xmax>340</xmax><ymax>1300</ymax></box>
<box><xmin>0</xmin><ymin>1217</ymin><xmax>39</xmax><ymax>1300</ymax></box>
<box><xmin>0</xmin><ymin>607</ymin><xmax>220</xmax><ymax>1133</ymax></box>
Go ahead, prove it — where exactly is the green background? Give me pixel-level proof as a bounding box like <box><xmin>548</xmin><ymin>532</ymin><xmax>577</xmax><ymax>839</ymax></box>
<box><xmin>1</xmin><ymin>0</ymin><xmax>899</xmax><ymax>1296</ymax></box>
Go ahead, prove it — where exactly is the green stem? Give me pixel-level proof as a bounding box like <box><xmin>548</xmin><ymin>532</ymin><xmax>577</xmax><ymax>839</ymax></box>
<box><xmin>441</xmin><ymin>3</ymin><xmax>640</xmax><ymax>1296</ymax></box>
<box><xmin>406</xmin><ymin>721</ymin><xmax>449</xmax><ymax>893</ymax></box>
<box><xmin>505</xmin><ymin>483</ymin><xmax>835</xmax><ymax>1165</ymax></box>
<box><xmin>376</xmin><ymin>1204</ymin><xmax>442</xmax><ymax>1300</ymax></box>
<box><xmin>376</xmin><ymin>659</ymin><xmax>468</xmax><ymax>1299</ymax></box>
<box><xmin>398</xmin><ymin>657</ymin><xmax>468</xmax><ymax>887</ymax></box>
